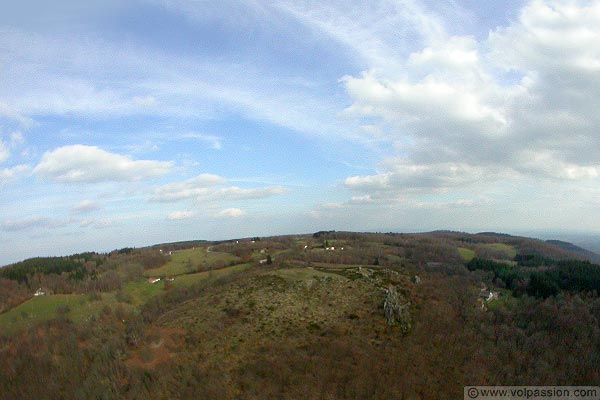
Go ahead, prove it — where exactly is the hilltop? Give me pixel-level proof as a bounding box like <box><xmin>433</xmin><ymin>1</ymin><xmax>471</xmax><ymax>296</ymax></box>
<box><xmin>0</xmin><ymin>231</ymin><xmax>599</xmax><ymax>399</ymax></box>
<box><xmin>544</xmin><ymin>239</ymin><xmax>600</xmax><ymax>264</ymax></box>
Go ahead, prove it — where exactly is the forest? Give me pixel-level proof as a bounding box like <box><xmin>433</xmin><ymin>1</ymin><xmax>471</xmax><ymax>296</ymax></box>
<box><xmin>0</xmin><ymin>231</ymin><xmax>598</xmax><ymax>399</ymax></box>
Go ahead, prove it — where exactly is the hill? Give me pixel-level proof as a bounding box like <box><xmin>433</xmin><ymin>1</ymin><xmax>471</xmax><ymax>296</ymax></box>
<box><xmin>0</xmin><ymin>231</ymin><xmax>599</xmax><ymax>399</ymax></box>
<box><xmin>545</xmin><ymin>239</ymin><xmax>600</xmax><ymax>263</ymax></box>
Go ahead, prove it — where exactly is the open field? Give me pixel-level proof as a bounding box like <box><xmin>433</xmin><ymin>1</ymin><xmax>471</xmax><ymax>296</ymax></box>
<box><xmin>0</xmin><ymin>293</ymin><xmax>127</xmax><ymax>335</ymax></box>
<box><xmin>121</xmin><ymin>263</ymin><xmax>255</xmax><ymax>303</ymax></box>
<box><xmin>171</xmin><ymin>263</ymin><xmax>253</xmax><ymax>286</ymax></box>
<box><xmin>479</xmin><ymin>243</ymin><xmax>517</xmax><ymax>259</ymax></box>
<box><xmin>0</xmin><ymin>261</ymin><xmax>255</xmax><ymax>336</ymax></box>
<box><xmin>458</xmin><ymin>247</ymin><xmax>476</xmax><ymax>261</ymax></box>
<box><xmin>122</xmin><ymin>280</ymin><xmax>166</xmax><ymax>306</ymax></box>
<box><xmin>144</xmin><ymin>247</ymin><xmax>240</xmax><ymax>277</ymax></box>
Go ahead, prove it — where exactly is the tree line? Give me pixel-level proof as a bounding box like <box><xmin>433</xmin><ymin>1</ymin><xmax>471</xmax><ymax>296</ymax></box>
<box><xmin>467</xmin><ymin>256</ymin><xmax>600</xmax><ymax>298</ymax></box>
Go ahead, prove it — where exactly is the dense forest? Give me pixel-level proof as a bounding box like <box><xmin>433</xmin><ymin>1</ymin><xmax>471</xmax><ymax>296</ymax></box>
<box><xmin>0</xmin><ymin>231</ymin><xmax>599</xmax><ymax>399</ymax></box>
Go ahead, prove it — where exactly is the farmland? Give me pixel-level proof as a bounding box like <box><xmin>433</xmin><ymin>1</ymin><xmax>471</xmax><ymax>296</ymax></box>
<box><xmin>144</xmin><ymin>247</ymin><xmax>240</xmax><ymax>277</ymax></box>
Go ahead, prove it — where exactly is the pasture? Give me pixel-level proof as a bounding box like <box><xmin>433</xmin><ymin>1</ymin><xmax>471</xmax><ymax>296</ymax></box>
<box><xmin>144</xmin><ymin>247</ymin><xmax>240</xmax><ymax>277</ymax></box>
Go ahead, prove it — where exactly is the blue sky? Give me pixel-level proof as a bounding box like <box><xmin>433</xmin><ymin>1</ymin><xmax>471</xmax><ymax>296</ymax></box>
<box><xmin>2</xmin><ymin>0</ymin><xmax>600</xmax><ymax>265</ymax></box>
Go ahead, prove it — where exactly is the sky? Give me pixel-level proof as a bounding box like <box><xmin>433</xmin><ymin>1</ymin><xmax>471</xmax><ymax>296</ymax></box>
<box><xmin>2</xmin><ymin>0</ymin><xmax>600</xmax><ymax>265</ymax></box>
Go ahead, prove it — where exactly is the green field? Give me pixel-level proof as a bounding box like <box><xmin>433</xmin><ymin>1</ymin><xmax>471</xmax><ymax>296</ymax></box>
<box><xmin>171</xmin><ymin>263</ymin><xmax>253</xmax><ymax>286</ymax></box>
<box><xmin>144</xmin><ymin>247</ymin><xmax>240</xmax><ymax>277</ymax></box>
<box><xmin>0</xmin><ymin>259</ymin><xmax>254</xmax><ymax>336</ymax></box>
<box><xmin>480</xmin><ymin>243</ymin><xmax>517</xmax><ymax>259</ymax></box>
<box><xmin>123</xmin><ymin>262</ymin><xmax>253</xmax><ymax>303</ymax></box>
<box><xmin>122</xmin><ymin>280</ymin><xmax>166</xmax><ymax>306</ymax></box>
<box><xmin>0</xmin><ymin>293</ymin><xmax>127</xmax><ymax>336</ymax></box>
<box><xmin>458</xmin><ymin>247</ymin><xmax>476</xmax><ymax>261</ymax></box>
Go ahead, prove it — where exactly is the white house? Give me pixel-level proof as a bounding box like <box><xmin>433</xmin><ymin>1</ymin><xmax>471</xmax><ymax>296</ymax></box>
<box><xmin>486</xmin><ymin>291</ymin><xmax>499</xmax><ymax>302</ymax></box>
<box><xmin>34</xmin><ymin>288</ymin><xmax>46</xmax><ymax>297</ymax></box>
<box><xmin>148</xmin><ymin>277</ymin><xmax>161</xmax><ymax>284</ymax></box>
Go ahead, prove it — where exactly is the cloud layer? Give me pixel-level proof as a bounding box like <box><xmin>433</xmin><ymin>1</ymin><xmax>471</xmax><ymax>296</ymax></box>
<box><xmin>215</xmin><ymin>208</ymin><xmax>247</xmax><ymax>218</ymax></box>
<box><xmin>152</xmin><ymin>174</ymin><xmax>286</xmax><ymax>203</ymax></box>
<box><xmin>342</xmin><ymin>0</ymin><xmax>600</xmax><ymax>200</ymax></box>
<box><xmin>33</xmin><ymin>145</ymin><xmax>173</xmax><ymax>183</ymax></box>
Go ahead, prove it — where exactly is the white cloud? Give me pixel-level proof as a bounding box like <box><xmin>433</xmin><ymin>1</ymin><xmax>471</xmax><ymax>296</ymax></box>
<box><xmin>71</xmin><ymin>200</ymin><xmax>102</xmax><ymax>214</ymax></box>
<box><xmin>0</xmin><ymin>100</ymin><xmax>33</xmax><ymax>126</ymax></box>
<box><xmin>0</xmin><ymin>132</ymin><xmax>26</xmax><ymax>165</ymax></box>
<box><xmin>215</xmin><ymin>208</ymin><xmax>246</xmax><ymax>218</ymax></box>
<box><xmin>489</xmin><ymin>1</ymin><xmax>600</xmax><ymax>75</ymax></box>
<box><xmin>518</xmin><ymin>150</ymin><xmax>599</xmax><ymax>180</ymax></box>
<box><xmin>0</xmin><ymin>23</ymin><xmax>348</xmax><ymax>141</ymax></box>
<box><xmin>10</xmin><ymin>131</ymin><xmax>24</xmax><ymax>146</ymax></box>
<box><xmin>178</xmin><ymin>132</ymin><xmax>223</xmax><ymax>150</ymax></box>
<box><xmin>79</xmin><ymin>218</ymin><xmax>113</xmax><ymax>229</ymax></box>
<box><xmin>1</xmin><ymin>216</ymin><xmax>67</xmax><ymax>232</ymax></box>
<box><xmin>167</xmin><ymin>210</ymin><xmax>196</xmax><ymax>220</ymax></box>
<box><xmin>412</xmin><ymin>199</ymin><xmax>477</xmax><ymax>209</ymax></box>
<box><xmin>0</xmin><ymin>164</ymin><xmax>30</xmax><ymax>186</ymax></box>
<box><xmin>273</xmin><ymin>0</ymin><xmax>445</xmax><ymax>69</ymax></box>
<box><xmin>208</xmin><ymin>186</ymin><xmax>287</xmax><ymax>202</ymax></box>
<box><xmin>152</xmin><ymin>174</ymin><xmax>286</xmax><ymax>203</ymax></box>
<box><xmin>345</xmin><ymin>161</ymin><xmax>490</xmax><ymax>196</ymax></box>
<box><xmin>349</xmin><ymin>195</ymin><xmax>375</xmax><ymax>204</ymax></box>
<box><xmin>33</xmin><ymin>145</ymin><xmax>173</xmax><ymax>183</ymax></box>
<box><xmin>0</xmin><ymin>139</ymin><xmax>9</xmax><ymax>163</ymax></box>
<box><xmin>132</xmin><ymin>95</ymin><xmax>157</xmax><ymax>107</ymax></box>
<box><xmin>341</xmin><ymin>0</ymin><xmax>600</xmax><ymax>201</ymax></box>
<box><xmin>152</xmin><ymin>174</ymin><xmax>227</xmax><ymax>202</ymax></box>
<box><xmin>305</xmin><ymin>210</ymin><xmax>322</xmax><ymax>219</ymax></box>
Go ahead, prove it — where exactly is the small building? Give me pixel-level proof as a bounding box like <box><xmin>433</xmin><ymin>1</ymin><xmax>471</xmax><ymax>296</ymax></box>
<box><xmin>259</xmin><ymin>259</ymin><xmax>268</xmax><ymax>264</ymax></box>
<box><xmin>34</xmin><ymin>288</ymin><xmax>46</xmax><ymax>297</ymax></box>
<box><xmin>148</xmin><ymin>277</ymin><xmax>161</xmax><ymax>284</ymax></box>
<box><xmin>486</xmin><ymin>291</ymin><xmax>499</xmax><ymax>302</ymax></box>
<box><xmin>478</xmin><ymin>289</ymin><xmax>499</xmax><ymax>310</ymax></box>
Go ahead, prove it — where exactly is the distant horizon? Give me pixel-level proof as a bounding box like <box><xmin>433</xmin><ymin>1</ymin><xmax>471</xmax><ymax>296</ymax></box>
<box><xmin>3</xmin><ymin>1</ymin><xmax>600</xmax><ymax>265</ymax></box>
<box><xmin>4</xmin><ymin>227</ymin><xmax>600</xmax><ymax>267</ymax></box>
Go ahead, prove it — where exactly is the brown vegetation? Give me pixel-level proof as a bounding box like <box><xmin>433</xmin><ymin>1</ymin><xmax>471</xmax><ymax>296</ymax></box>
<box><xmin>1</xmin><ymin>231</ymin><xmax>599</xmax><ymax>399</ymax></box>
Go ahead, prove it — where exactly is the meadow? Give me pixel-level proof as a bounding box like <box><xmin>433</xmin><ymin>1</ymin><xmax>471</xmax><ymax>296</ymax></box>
<box><xmin>144</xmin><ymin>247</ymin><xmax>240</xmax><ymax>277</ymax></box>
